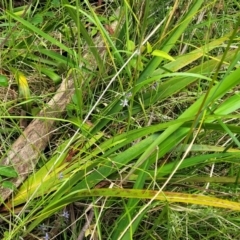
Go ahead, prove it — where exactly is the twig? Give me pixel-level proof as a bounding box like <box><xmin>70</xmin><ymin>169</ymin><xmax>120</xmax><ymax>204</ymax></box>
<box><xmin>77</xmin><ymin>208</ymin><xmax>95</xmax><ymax>240</ymax></box>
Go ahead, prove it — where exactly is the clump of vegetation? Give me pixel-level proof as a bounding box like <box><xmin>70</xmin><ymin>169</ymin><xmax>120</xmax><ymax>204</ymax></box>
<box><xmin>0</xmin><ymin>0</ymin><xmax>240</xmax><ymax>239</ymax></box>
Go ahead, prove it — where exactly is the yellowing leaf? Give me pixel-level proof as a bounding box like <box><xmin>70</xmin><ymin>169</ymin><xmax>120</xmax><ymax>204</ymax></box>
<box><xmin>152</xmin><ymin>50</ymin><xmax>176</xmax><ymax>61</ymax></box>
<box><xmin>15</xmin><ymin>71</ymin><xmax>31</xmax><ymax>112</ymax></box>
<box><xmin>74</xmin><ymin>188</ymin><xmax>240</xmax><ymax>211</ymax></box>
<box><xmin>85</xmin><ymin>224</ymin><xmax>95</xmax><ymax>237</ymax></box>
<box><xmin>17</xmin><ymin>72</ymin><xmax>28</xmax><ymax>89</ymax></box>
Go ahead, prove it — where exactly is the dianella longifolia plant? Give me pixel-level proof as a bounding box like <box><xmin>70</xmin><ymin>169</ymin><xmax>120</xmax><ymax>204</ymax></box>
<box><xmin>1</xmin><ymin>0</ymin><xmax>240</xmax><ymax>239</ymax></box>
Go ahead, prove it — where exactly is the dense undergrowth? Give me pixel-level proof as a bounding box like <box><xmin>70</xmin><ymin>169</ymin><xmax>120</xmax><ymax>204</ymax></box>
<box><xmin>0</xmin><ymin>0</ymin><xmax>240</xmax><ymax>239</ymax></box>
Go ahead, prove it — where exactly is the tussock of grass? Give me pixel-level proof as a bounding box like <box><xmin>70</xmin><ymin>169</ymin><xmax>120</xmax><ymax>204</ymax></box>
<box><xmin>0</xmin><ymin>0</ymin><xmax>240</xmax><ymax>239</ymax></box>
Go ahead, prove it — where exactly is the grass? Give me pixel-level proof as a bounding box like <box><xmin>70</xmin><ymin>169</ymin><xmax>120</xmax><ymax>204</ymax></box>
<box><xmin>0</xmin><ymin>0</ymin><xmax>240</xmax><ymax>239</ymax></box>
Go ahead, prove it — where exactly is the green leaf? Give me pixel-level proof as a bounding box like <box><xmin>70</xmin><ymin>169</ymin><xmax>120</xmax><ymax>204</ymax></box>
<box><xmin>0</xmin><ymin>166</ymin><xmax>18</xmax><ymax>178</ymax></box>
<box><xmin>0</xmin><ymin>75</ymin><xmax>8</xmax><ymax>87</ymax></box>
<box><xmin>40</xmin><ymin>68</ymin><xmax>62</xmax><ymax>84</ymax></box>
<box><xmin>127</xmin><ymin>40</ymin><xmax>135</xmax><ymax>51</ymax></box>
<box><xmin>31</xmin><ymin>13</ymin><xmax>43</xmax><ymax>26</ymax></box>
<box><xmin>151</xmin><ymin>50</ymin><xmax>176</xmax><ymax>61</ymax></box>
<box><xmin>1</xmin><ymin>181</ymin><xmax>17</xmax><ymax>190</ymax></box>
<box><xmin>146</xmin><ymin>41</ymin><xmax>152</xmax><ymax>53</ymax></box>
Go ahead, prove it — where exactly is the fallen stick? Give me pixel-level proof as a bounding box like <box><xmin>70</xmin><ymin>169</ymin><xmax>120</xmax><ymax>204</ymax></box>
<box><xmin>0</xmin><ymin>72</ymin><xmax>75</xmax><ymax>202</ymax></box>
<box><xmin>0</xmin><ymin>10</ymin><xmax>119</xmax><ymax>203</ymax></box>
